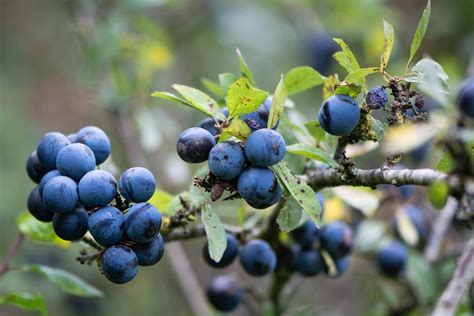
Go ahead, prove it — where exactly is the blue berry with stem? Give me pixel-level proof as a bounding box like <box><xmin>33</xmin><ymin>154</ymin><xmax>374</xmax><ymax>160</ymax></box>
<box><xmin>102</xmin><ymin>245</ymin><xmax>138</xmax><ymax>284</ymax></box>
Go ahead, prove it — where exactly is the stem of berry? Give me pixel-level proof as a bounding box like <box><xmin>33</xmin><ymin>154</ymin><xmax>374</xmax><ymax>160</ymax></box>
<box><xmin>0</xmin><ymin>232</ymin><xmax>25</xmax><ymax>278</ymax></box>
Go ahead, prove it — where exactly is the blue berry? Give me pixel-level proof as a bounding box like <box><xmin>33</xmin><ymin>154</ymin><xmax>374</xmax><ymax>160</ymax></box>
<box><xmin>244</xmin><ymin>129</ymin><xmax>286</xmax><ymax>167</ymax></box>
<box><xmin>102</xmin><ymin>245</ymin><xmax>138</xmax><ymax>284</ymax></box>
<box><xmin>36</xmin><ymin>132</ymin><xmax>71</xmax><ymax>170</ymax></box>
<box><xmin>241</xmin><ymin>97</ymin><xmax>280</xmax><ymax>131</ymax></box>
<box><xmin>325</xmin><ymin>256</ymin><xmax>350</xmax><ymax>278</ymax></box>
<box><xmin>203</xmin><ymin>233</ymin><xmax>239</xmax><ymax>268</ymax></box>
<box><xmin>306</xmin><ymin>32</ymin><xmax>339</xmax><ymax>75</ymax></box>
<box><xmin>88</xmin><ymin>206</ymin><xmax>125</xmax><ymax>247</ymax></box>
<box><xmin>376</xmin><ymin>241</ymin><xmax>407</xmax><ymax>277</ymax></box>
<box><xmin>56</xmin><ymin>143</ymin><xmax>96</xmax><ymax>181</ymax></box>
<box><xmin>27</xmin><ymin>187</ymin><xmax>54</xmax><ymax>222</ymax></box>
<box><xmin>67</xmin><ymin>133</ymin><xmax>78</xmax><ymax>143</ymax></box>
<box><xmin>52</xmin><ymin>206</ymin><xmax>89</xmax><ymax>241</ymax></box>
<box><xmin>366</xmin><ymin>86</ymin><xmax>388</xmax><ymax>109</ymax></box>
<box><xmin>318</xmin><ymin>94</ymin><xmax>360</xmax><ymax>136</ymax></box>
<box><xmin>290</xmin><ymin>221</ymin><xmax>321</xmax><ymax>249</ymax></box>
<box><xmin>78</xmin><ymin>170</ymin><xmax>117</xmax><ymax>208</ymax></box>
<box><xmin>125</xmin><ymin>203</ymin><xmax>162</xmax><ymax>243</ymax></box>
<box><xmin>26</xmin><ymin>151</ymin><xmax>49</xmax><ymax>183</ymax></box>
<box><xmin>38</xmin><ymin>170</ymin><xmax>61</xmax><ymax>196</ymax></box>
<box><xmin>43</xmin><ymin>176</ymin><xmax>79</xmax><ymax>214</ymax></box>
<box><xmin>76</xmin><ymin>126</ymin><xmax>111</xmax><ymax>164</ymax></box>
<box><xmin>239</xmin><ymin>239</ymin><xmax>276</xmax><ymax>277</ymax></box>
<box><xmin>294</xmin><ymin>248</ymin><xmax>325</xmax><ymax>276</ymax></box>
<box><xmin>206</xmin><ymin>276</ymin><xmax>242</xmax><ymax>312</ymax></box>
<box><xmin>177</xmin><ymin>127</ymin><xmax>216</xmax><ymax>163</ymax></box>
<box><xmin>237</xmin><ymin>167</ymin><xmax>282</xmax><ymax>209</ymax></box>
<box><xmin>208</xmin><ymin>142</ymin><xmax>246</xmax><ymax>180</ymax></box>
<box><xmin>320</xmin><ymin>221</ymin><xmax>353</xmax><ymax>260</ymax></box>
<box><xmin>198</xmin><ymin>108</ymin><xmax>229</xmax><ymax>136</ymax></box>
<box><xmin>392</xmin><ymin>204</ymin><xmax>428</xmax><ymax>244</ymax></box>
<box><xmin>132</xmin><ymin>234</ymin><xmax>165</xmax><ymax>266</ymax></box>
<box><xmin>118</xmin><ymin>167</ymin><xmax>156</xmax><ymax>203</ymax></box>
<box><xmin>457</xmin><ymin>77</ymin><xmax>474</xmax><ymax>117</ymax></box>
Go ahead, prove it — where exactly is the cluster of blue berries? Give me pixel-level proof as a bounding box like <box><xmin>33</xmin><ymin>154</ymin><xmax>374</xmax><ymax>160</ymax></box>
<box><xmin>375</xmin><ymin>204</ymin><xmax>427</xmax><ymax>278</ymax></box>
<box><xmin>291</xmin><ymin>213</ymin><xmax>353</xmax><ymax>278</ymax></box>
<box><xmin>26</xmin><ymin>126</ymin><xmax>163</xmax><ymax>284</ymax></box>
<box><xmin>177</xmin><ymin>97</ymin><xmax>286</xmax><ymax>209</ymax></box>
<box><xmin>203</xmin><ymin>234</ymin><xmax>276</xmax><ymax>312</ymax></box>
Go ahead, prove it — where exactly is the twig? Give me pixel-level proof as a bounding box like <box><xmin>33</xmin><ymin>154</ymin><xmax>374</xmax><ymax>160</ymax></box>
<box><xmin>432</xmin><ymin>240</ymin><xmax>474</xmax><ymax>316</ymax></box>
<box><xmin>81</xmin><ymin>236</ymin><xmax>104</xmax><ymax>252</ymax></box>
<box><xmin>304</xmin><ymin>167</ymin><xmax>452</xmax><ymax>189</ymax></box>
<box><xmin>0</xmin><ymin>233</ymin><xmax>25</xmax><ymax>278</ymax></box>
<box><xmin>424</xmin><ymin>197</ymin><xmax>458</xmax><ymax>263</ymax></box>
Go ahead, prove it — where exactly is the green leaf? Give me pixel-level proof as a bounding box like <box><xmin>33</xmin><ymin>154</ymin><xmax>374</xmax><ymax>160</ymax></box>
<box><xmin>333</xmin><ymin>38</ymin><xmax>361</xmax><ymax>74</ymax></box>
<box><xmin>172</xmin><ymin>84</ymin><xmax>224</xmax><ymax>119</ymax></box>
<box><xmin>22</xmin><ymin>264</ymin><xmax>103</xmax><ymax>297</ymax></box>
<box><xmin>220</xmin><ymin>117</ymin><xmax>251</xmax><ymax>141</ymax></box>
<box><xmin>333</xmin><ymin>187</ymin><xmax>379</xmax><ymax>217</ymax></box>
<box><xmin>304</xmin><ymin>121</ymin><xmax>326</xmax><ymax>142</ymax></box>
<box><xmin>380</xmin><ymin>20</ymin><xmax>395</xmax><ymax>70</ymax></box>
<box><xmin>436</xmin><ymin>152</ymin><xmax>453</xmax><ymax>173</ymax></box>
<box><xmin>406</xmin><ymin>251</ymin><xmax>438</xmax><ymax>305</ymax></box>
<box><xmin>268</xmin><ymin>75</ymin><xmax>287</xmax><ymax>129</ymax></box>
<box><xmin>371</xmin><ymin>116</ymin><xmax>387</xmax><ymax>141</ymax></box>
<box><xmin>151</xmin><ymin>91</ymin><xmax>193</xmax><ymax>106</ymax></box>
<box><xmin>0</xmin><ymin>291</ymin><xmax>48</xmax><ymax>316</ymax></box>
<box><xmin>149</xmin><ymin>189</ymin><xmax>173</xmax><ymax>212</ymax></box>
<box><xmin>322</xmin><ymin>74</ymin><xmax>340</xmax><ymax>100</ymax></box>
<box><xmin>227</xmin><ymin>78</ymin><xmax>268</xmax><ymax>118</ymax></box>
<box><xmin>16</xmin><ymin>212</ymin><xmax>68</xmax><ymax>247</ymax></box>
<box><xmin>427</xmin><ymin>181</ymin><xmax>449</xmax><ymax>209</ymax></box>
<box><xmin>354</xmin><ymin>220</ymin><xmax>387</xmax><ymax>252</ymax></box>
<box><xmin>334</xmin><ymin>82</ymin><xmax>362</xmax><ymax>98</ymax></box>
<box><xmin>344</xmin><ymin>67</ymin><xmax>380</xmax><ymax>86</ymax></box>
<box><xmin>236</xmin><ymin>48</ymin><xmax>255</xmax><ymax>85</ymax></box>
<box><xmin>218</xmin><ymin>72</ymin><xmax>239</xmax><ymax>94</ymax></box>
<box><xmin>404</xmin><ymin>58</ymin><xmax>449</xmax><ymax>105</ymax></box>
<box><xmin>201</xmin><ymin>78</ymin><xmax>225</xmax><ymax>98</ymax></box>
<box><xmin>276</xmin><ymin>198</ymin><xmax>304</xmax><ymax>232</ymax></box>
<box><xmin>407</xmin><ymin>0</ymin><xmax>431</xmax><ymax>69</ymax></box>
<box><xmin>286</xmin><ymin>143</ymin><xmax>338</xmax><ymax>167</ymax></box>
<box><xmin>284</xmin><ymin>66</ymin><xmax>325</xmax><ymax>95</ymax></box>
<box><xmin>201</xmin><ymin>204</ymin><xmax>227</xmax><ymax>262</ymax></box>
<box><xmin>271</xmin><ymin>162</ymin><xmax>322</xmax><ymax>224</ymax></box>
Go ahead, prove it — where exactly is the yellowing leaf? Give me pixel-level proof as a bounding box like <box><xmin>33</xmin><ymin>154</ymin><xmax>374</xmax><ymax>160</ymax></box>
<box><xmin>227</xmin><ymin>78</ymin><xmax>268</xmax><ymax>118</ymax></box>
<box><xmin>268</xmin><ymin>75</ymin><xmax>287</xmax><ymax>129</ymax></box>
<box><xmin>149</xmin><ymin>189</ymin><xmax>173</xmax><ymax>212</ymax></box>
<box><xmin>381</xmin><ymin>20</ymin><xmax>395</xmax><ymax>70</ymax></box>
<box><xmin>220</xmin><ymin>117</ymin><xmax>251</xmax><ymax>141</ymax></box>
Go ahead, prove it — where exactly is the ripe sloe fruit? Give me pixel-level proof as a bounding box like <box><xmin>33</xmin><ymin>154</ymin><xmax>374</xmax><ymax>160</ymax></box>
<box><xmin>318</xmin><ymin>94</ymin><xmax>360</xmax><ymax>136</ymax></box>
<box><xmin>76</xmin><ymin>126</ymin><xmax>111</xmax><ymax>164</ymax></box>
<box><xmin>56</xmin><ymin>143</ymin><xmax>96</xmax><ymax>181</ymax></box>
<box><xmin>239</xmin><ymin>239</ymin><xmax>276</xmax><ymax>277</ymax></box>
<box><xmin>78</xmin><ymin>170</ymin><xmax>117</xmax><ymax>208</ymax></box>
<box><xmin>132</xmin><ymin>234</ymin><xmax>165</xmax><ymax>266</ymax></box>
<box><xmin>43</xmin><ymin>176</ymin><xmax>79</xmax><ymax>214</ymax></box>
<box><xmin>320</xmin><ymin>221</ymin><xmax>353</xmax><ymax>260</ymax></box>
<box><xmin>244</xmin><ymin>129</ymin><xmax>286</xmax><ymax>167</ymax></box>
<box><xmin>241</xmin><ymin>97</ymin><xmax>280</xmax><ymax>131</ymax></box>
<box><xmin>26</xmin><ymin>151</ymin><xmax>49</xmax><ymax>183</ymax></box>
<box><xmin>457</xmin><ymin>77</ymin><xmax>474</xmax><ymax>117</ymax></box>
<box><xmin>198</xmin><ymin>108</ymin><xmax>229</xmax><ymax>136</ymax></box>
<box><xmin>102</xmin><ymin>245</ymin><xmax>138</xmax><ymax>284</ymax></box>
<box><xmin>206</xmin><ymin>276</ymin><xmax>242</xmax><ymax>312</ymax></box>
<box><xmin>203</xmin><ymin>233</ymin><xmax>239</xmax><ymax>268</ymax></box>
<box><xmin>52</xmin><ymin>206</ymin><xmax>89</xmax><ymax>241</ymax></box>
<box><xmin>208</xmin><ymin>142</ymin><xmax>245</xmax><ymax>180</ymax></box>
<box><xmin>38</xmin><ymin>170</ymin><xmax>61</xmax><ymax>196</ymax></box>
<box><xmin>290</xmin><ymin>221</ymin><xmax>321</xmax><ymax>249</ymax></box>
<box><xmin>125</xmin><ymin>203</ymin><xmax>162</xmax><ymax>243</ymax></box>
<box><xmin>177</xmin><ymin>127</ymin><xmax>216</xmax><ymax>163</ymax></box>
<box><xmin>27</xmin><ymin>187</ymin><xmax>54</xmax><ymax>222</ymax></box>
<box><xmin>119</xmin><ymin>167</ymin><xmax>156</xmax><ymax>203</ymax></box>
<box><xmin>237</xmin><ymin>167</ymin><xmax>282</xmax><ymax>209</ymax></box>
<box><xmin>366</xmin><ymin>86</ymin><xmax>388</xmax><ymax>109</ymax></box>
<box><xmin>36</xmin><ymin>132</ymin><xmax>71</xmax><ymax>170</ymax></box>
<box><xmin>294</xmin><ymin>248</ymin><xmax>325</xmax><ymax>276</ymax></box>
<box><xmin>88</xmin><ymin>206</ymin><xmax>125</xmax><ymax>247</ymax></box>
<box><xmin>376</xmin><ymin>240</ymin><xmax>407</xmax><ymax>277</ymax></box>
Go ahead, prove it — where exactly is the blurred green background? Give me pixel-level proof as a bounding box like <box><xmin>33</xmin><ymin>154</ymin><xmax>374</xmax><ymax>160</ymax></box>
<box><xmin>1</xmin><ymin>0</ymin><xmax>473</xmax><ymax>315</ymax></box>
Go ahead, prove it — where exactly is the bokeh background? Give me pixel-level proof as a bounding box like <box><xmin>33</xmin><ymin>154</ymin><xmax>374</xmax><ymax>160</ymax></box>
<box><xmin>1</xmin><ymin>0</ymin><xmax>473</xmax><ymax>315</ymax></box>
